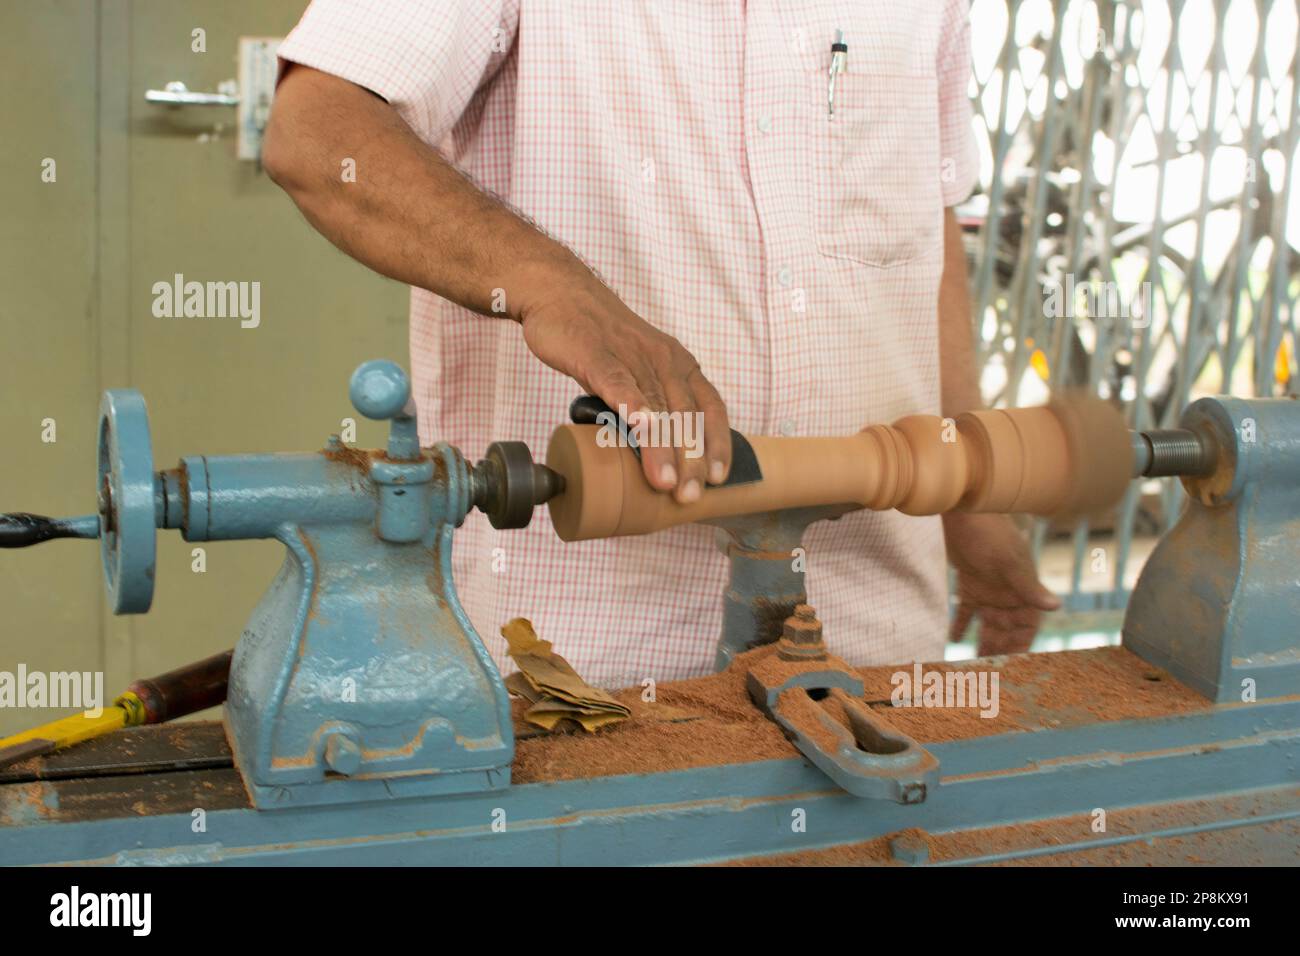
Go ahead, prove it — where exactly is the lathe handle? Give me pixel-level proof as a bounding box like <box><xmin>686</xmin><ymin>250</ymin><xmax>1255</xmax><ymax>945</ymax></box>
<box><xmin>120</xmin><ymin>649</ymin><xmax>234</xmax><ymax>724</ymax></box>
<box><xmin>545</xmin><ymin>396</ymin><xmax>1132</xmax><ymax>541</ymax></box>
<box><xmin>0</xmin><ymin>513</ymin><xmax>99</xmax><ymax>547</ymax></box>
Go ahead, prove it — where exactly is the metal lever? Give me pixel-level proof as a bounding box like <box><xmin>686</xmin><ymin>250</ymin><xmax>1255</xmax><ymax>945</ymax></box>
<box><xmin>145</xmin><ymin>80</ymin><xmax>239</xmax><ymax>107</ymax></box>
<box><xmin>768</xmin><ymin>686</ymin><xmax>940</xmax><ymax>804</ymax></box>
<box><xmin>746</xmin><ymin>605</ymin><xmax>940</xmax><ymax>803</ymax></box>
<box><xmin>0</xmin><ymin>513</ymin><xmax>99</xmax><ymax>547</ymax></box>
<box><xmin>349</xmin><ymin>360</ymin><xmax>420</xmax><ymax>460</ymax></box>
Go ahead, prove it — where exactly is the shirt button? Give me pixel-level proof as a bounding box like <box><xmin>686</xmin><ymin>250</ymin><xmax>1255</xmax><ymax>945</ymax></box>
<box><xmin>777</xmin><ymin>268</ymin><xmax>793</xmax><ymax>287</ymax></box>
<box><xmin>758</xmin><ymin>115</ymin><xmax>773</xmax><ymax>134</ymax></box>
<box><xmin>779</xmin><ymin>419</ymin><xmax>797</xmax><ymax>437</ymax></box>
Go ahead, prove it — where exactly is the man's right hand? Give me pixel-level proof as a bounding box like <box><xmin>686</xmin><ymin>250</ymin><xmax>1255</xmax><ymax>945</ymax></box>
<box><xmin>263</xmin><ymin>65</ymin><xmax>730</xmax><ymax>504</ymax></box>
<box><xmin>520</xmin><ymin>269</ymin><xmax>732</xmax><ymax>504</ymax></box>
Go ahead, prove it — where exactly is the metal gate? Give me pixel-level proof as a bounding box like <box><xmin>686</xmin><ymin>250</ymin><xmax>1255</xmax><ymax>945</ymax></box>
<box><xmin>961</xmin><ymin>0</ymin><xmax>1299</xmax><ymax>622</ymax></box>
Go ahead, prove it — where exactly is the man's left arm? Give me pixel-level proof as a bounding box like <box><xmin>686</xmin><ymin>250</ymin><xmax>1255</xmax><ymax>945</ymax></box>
<box><xmin>937</xmin><ymin>208</ymin><xmax>1060</xmax><ymax>655</ymax></box>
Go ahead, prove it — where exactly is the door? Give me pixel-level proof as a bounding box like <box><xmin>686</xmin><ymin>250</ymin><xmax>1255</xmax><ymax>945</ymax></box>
<box><xmin>0</xmin><ymin>0</ymin><xmax>408</xmax><ymax>733</ymax></box>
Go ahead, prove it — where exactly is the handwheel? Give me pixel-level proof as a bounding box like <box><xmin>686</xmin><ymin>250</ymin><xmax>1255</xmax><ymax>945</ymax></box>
<box><xmin>97</xmin><ymin>389</ymin><xmax>157</xmax><ymax>613</ymax></box>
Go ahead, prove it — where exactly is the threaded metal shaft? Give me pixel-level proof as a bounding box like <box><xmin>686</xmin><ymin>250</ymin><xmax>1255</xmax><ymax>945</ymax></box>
<box><xmin>1132</xmin><ymin>428</ymin><xmax>1216</xmax><ymax>478</ymax></box>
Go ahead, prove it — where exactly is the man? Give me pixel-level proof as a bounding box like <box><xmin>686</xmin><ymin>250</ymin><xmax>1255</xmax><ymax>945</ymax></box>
<box><xmin>263</xmin><ymin>0</ymin><xmax>1058</xmax><ymax>687</ymax></box>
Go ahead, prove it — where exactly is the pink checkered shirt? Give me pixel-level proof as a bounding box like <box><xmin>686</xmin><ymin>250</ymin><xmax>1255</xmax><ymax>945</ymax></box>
<box><xmin>278</xmin><ymin>0</ymin><xmax>979</xmax><ymax>686</ymax></box>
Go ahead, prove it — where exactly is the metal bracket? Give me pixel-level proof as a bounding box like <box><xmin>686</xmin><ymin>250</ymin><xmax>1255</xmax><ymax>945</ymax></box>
<box><xmin>744</xmin><ymin>607</ymin><xmax>940</xmax><ymax>803</ymax></box>
<box><xmin>1124</xmin><ymin>395</ymin><xmax>1300</xmax><ymax>702</ymax></box>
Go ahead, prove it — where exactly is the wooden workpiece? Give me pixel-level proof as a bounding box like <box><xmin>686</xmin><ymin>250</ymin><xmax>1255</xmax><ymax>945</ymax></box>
<box><xmin>546</xmin><ymin>395</ymin><xmax>1134</xmax><ymax>541</ymax></box>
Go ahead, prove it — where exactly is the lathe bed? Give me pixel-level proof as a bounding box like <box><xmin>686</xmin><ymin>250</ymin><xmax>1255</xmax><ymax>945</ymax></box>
<box><xmin>4</xmin><ymin>645</ymin><xmax>1296</xmax><ymax>866</ymax></box>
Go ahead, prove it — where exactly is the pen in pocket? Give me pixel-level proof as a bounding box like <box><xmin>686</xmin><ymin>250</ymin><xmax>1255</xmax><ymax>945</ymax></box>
<box><xmin>828</xmin><ymin>29</ymin><xmax>848</xmax><ymax>116</ymax></box>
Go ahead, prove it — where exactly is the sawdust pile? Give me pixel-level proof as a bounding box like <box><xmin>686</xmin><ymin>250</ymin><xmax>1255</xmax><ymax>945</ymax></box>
<box><xmin>513</xmin><ymin>645</ymin><xmax>1210</xmax><ymax>784</ymax></box>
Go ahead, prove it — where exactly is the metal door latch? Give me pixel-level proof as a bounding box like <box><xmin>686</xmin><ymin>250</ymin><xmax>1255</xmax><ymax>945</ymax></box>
<box><xmin>144</xmin><ymin>80</ymin><xmax>239</xmax><ymax>107</ymax></box>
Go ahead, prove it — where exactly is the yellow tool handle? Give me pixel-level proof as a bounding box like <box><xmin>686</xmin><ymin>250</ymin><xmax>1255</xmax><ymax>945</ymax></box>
<box><xmin>0</xmin><ymin>649</ymin><xmax>233</xmax><ymax>769</ymax></box>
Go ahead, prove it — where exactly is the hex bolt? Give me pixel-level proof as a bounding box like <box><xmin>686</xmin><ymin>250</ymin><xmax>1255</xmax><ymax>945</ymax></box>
<box><xmin>323</xmin><ymin>732</ymin><xmax>363</xmax><ymax>776</ymax></box>
<box><xmin>889</xmin><ymin>829</ymin><xmax>931</xmax><ymax>865</ymax></box>
<box><xmin>777</xmin><ymin>604</ymin><xmax>827</xmax><ymax>661</ymax></box>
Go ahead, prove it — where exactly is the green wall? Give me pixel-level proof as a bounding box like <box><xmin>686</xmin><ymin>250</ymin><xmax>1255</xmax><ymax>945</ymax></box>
<box><xmin>0</xmin><ymin>0</ymin><xmax>408</xmax><ymax>732</ymax></box>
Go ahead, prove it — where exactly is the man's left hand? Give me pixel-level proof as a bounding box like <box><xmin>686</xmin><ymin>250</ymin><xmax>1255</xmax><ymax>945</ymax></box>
<box><xmin>943</xmin><ymin>512</ymin><xmax>1060</xmax><ymax>656</ymax></box>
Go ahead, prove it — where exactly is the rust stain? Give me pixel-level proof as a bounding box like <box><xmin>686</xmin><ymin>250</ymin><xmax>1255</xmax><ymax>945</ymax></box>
<box><xmin>321</xmin><ymin>444</ymin><xmax>383</xmax><ymax>496</ymax></box>
<box><xmin>424</xmin><ymin>542</ymin><xmax>451</xmax><ymax>609</ymax></box>
<box><xmin>322</xmin><ymin>444</ymin><xmax>381</xmax><ymax>471</ymax></box>
<box><xmin>178</xmin><ymin>460</ymin><xmax>192</xmax><ymax>529</ymax></box>
<box><xmin>297</xmin><ymin>528</ymin><xmax>324</xmax><ymax>659</ymax></box>
<box><xmin>0</xmin><ymin>781</ymin><xmax>58</xmax><ymax>826</ymax></box>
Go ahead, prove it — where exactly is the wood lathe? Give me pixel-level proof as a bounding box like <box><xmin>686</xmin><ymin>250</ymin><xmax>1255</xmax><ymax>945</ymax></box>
<box><xmin>0</xmin><ymin>359</ymin><xmax>1296</xmax><ymax>865</ymax></box>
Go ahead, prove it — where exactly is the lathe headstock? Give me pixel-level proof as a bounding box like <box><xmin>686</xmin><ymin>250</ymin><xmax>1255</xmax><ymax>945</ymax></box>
<box><xmin>2</xmin><ymin>360</ymin><xmax>563</xmax><ymax>808</ymax></box>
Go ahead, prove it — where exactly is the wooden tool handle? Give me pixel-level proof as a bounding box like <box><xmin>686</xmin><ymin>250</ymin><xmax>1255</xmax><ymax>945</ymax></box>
<box><xmin>123</xmin><ymin>649</ymin><xmax>234</xmax><ymax>724</ymax></box>
<box><xmin>545</xmin><ymin>395</ymin><xmax>1132</xmax><ymax>542</ymax></box>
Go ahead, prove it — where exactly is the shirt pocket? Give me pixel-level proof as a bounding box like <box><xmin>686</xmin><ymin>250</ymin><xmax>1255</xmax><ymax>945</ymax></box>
<box><xmin>811</xmin><ymin>69</ymin><xmax>944</xmax><ymax>268</ymax></box>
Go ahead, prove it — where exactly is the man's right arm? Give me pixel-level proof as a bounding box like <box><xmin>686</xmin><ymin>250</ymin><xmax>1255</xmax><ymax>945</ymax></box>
<box><xmin>262</xmin><ymin>64</ymin><xmax>731</xmax><ymax>502</ymax></box>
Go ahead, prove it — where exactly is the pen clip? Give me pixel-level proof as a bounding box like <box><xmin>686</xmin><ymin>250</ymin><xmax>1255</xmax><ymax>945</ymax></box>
<box><xmin>828</xmin><ymin>29</ymin><xmax>848</xmax><ymax>116</ymax></box>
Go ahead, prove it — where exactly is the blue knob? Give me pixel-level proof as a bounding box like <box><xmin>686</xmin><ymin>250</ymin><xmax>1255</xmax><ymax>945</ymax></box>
<box><xmin>349</xmin><ymin>360</ymin><xmax>411</xmax><ymax>421</ymax></box>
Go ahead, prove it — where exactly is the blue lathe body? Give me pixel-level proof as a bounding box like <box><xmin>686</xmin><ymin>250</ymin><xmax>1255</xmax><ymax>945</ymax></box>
<box><xmin>0</xmin><ymin>363</ymin><xmax>1296</xmax><ymax>865</ymax></box>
